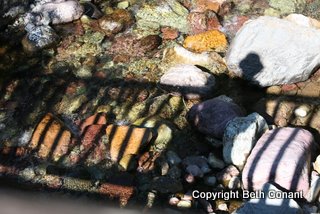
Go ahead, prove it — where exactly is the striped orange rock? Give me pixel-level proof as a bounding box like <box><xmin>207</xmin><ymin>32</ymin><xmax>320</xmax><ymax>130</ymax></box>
<box><xmin>183</xmin><ymin>29</ymin><xmax>227</xmax><ymax>53</ymax></box>
<box><xmin>79</xmin><ymin>112</ymin><xmax>109</xmax><ymax>134</ymax></box>
<box><xmin>106</xmin><ymin>125</ymin><xmax>153</xmax><ymax>170</ymax></box>
<box><xmin>29</xmin><ymin>113</ymin><xmax>73</xmax><ymax>161</ymax></box>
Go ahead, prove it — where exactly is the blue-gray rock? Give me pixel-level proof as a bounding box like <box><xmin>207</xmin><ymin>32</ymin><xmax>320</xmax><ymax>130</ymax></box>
<box><xmin>187</xmin><ymin>96</ymin><xmax>244</xmax><ymax>138</ymax></box>
<box><xmin>227</xmin><ymin>16</ymin><xmax>320</xmax><ymax>87</ymax></box>
<box><xmin>234</xmin><ymin>183</ymin><xmax>302</xmax><ymax>214</ymax></box>
<box><xmin>223</xmin><ymin>113</ymin><xmax>268</xmax><ymax>170</ymax></box>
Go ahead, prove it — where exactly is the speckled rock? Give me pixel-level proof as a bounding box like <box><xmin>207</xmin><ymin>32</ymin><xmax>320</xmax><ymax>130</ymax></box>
<box><xmin>25</xmin><ymin>0</ymin><xmax>84</xmax><ymax>25</ymax></box>
<box><xmin>223</xmin><ymin>113</ymin><xmax>268</xmax><ymax>170</ymax></box>
<box><xmin>108</xmin><ymin>34</ymin><xmax>162</xmax><ymax>58</ymax></box>
<box><xmin>285</xmin><ymin>14</ymin><xmax>320</xmax><ymax>29</ymax></box>
<box><xmin>160</xmin><ymin>64</ymin><xmax>216</xmax><ymax>99</ymax></box>
<box><xmin>190</xmin><ymin>0</ymin><xmax>226</xmax><ymax>13</ymax></box>
<box><xmin>268</xmin><ymin>0</ymin><xmax>305</xmax><ymax>14</ymax></box>
<box><xmin>22</xmin><ymin>25</ymin><xmax>59</xmax><ymax>52</ymax></box>
<box><xmin>162</xmin><ymin>45</ymin><xmax>227</xmax><ymax>74</ymax></box>
<box><xmin>187</xmin><ymin>11</ymin><xmax>221</xmax><ymax>35</ymax></box>
<box><xmin>227</xmin><ymin>16</ymin><xmax>320</xmax><ymax>87</ymax></box>
<box><xmin>242</xmin><ymin>127</ymin><xmax>315</xmax><ymax>198</ymax></box>
<box><xmin>135</xmin><ymin>0</ymin><xmax>189</xmax><ymax>33</ymax></box>
<box><xmin>183</xmin><ymin>30</ymin><xmax>228</xmax><ymax>53</ymax></box>
<box><xmin>188</xmin><ymin>96</ymin><xmax>244</xmax><ymax>138</ymax></box>
<box><xmin>98</xmin><ymin>9</ymin><xmax>134</xmax><ymax>36</ymax></box>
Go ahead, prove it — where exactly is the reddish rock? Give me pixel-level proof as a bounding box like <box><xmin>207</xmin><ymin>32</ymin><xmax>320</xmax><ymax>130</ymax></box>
<box><xmin>242</xmin><ymin>127</ymin><xmax>315</xmax><ymax>198</ymax></box>
<box><xmin>161</xmin><ymin>27</ymin><xmax>179</xmax><ymax>40</ymax></box>
<box><xmin>65</xmin><ymin>81</ymin><xmax>86</xmax><ymax>95</ymax></box>
<box><xmin>79</xmin><ymin>113</ymin><xmax>109</xmax><ymax>134</ymax></box>
<box><xmin>191</xmin><ymin>0</ymin><xmax>225</xmax><ymax>13</ymax></box>
<box><xmin>93</xmin><ymin>71</ymin><xmax>107</xmax><ymax>79</ymax></box>
<box><xmin>188</xmin><ymin>11</ymin><xmax>221</xmax><ymax>35</ymax></box>
<box><xmin>109</xmin><ymin>34</ymin><xmax>162</xmax><ymax>58</ymax></box>
<box><xmin>223</xmin><ymin>15</ymin><xmax>249</xmax><ymax>38</ymax></box>
<box><xmin>137</xmin><ymin>151</ymin><xmax>161</xmax><ymax>172</ymax></box>
<box><xmin>281</xmin><ymin>84</ymin><xmax>298</xmax><ymax>92</ymax></box>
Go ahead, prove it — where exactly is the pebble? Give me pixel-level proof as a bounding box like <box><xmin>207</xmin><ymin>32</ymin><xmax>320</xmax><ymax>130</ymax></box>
<box><xmin>228</xmin><ymin>176</ymin><xmax>241</xmax><ymax>190</ymax></box>
<box><xmin>177</xmin><ymin>200</ymin><xmax>192</xmax><ymax>208</ymax></box>
<box><xmin>169</xmin><ymin>197</ymin><xmax>180</xmax><ymax>206</ymax></box>
<box><xmin>313</xmin><ymin>155</ymin><xmax>320</xmax><ymax>174</ymax></box>
<box><xmin>117</xmin><ymin>1</ymin><xmax>130</xmax><ymax>9</ymax></box>
<box><xmin>207</xmin><ymin>153</ymin><xmax>225</xmax><ymax>169</ymax></box>
<box><xmin>166</xmin><ymin>150</ymin><xmax>182</xmax><ymax>166</ymax></box>
<box><xmin>294</xmin><ymin>105</ymin><xmax>310</xmax><ymax>118</ymax></box>
<box><xmin>204</xmin><ymin>175</ymin><xmax>217</xmax><ymax>186</ymax></box>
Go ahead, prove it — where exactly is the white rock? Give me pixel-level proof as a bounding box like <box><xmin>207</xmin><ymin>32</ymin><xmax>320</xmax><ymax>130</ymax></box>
<box><xmin>177</xmin><ymin>200</ymin><xmax>192</xmax><ymax>208</ymax></box>
<box><xmin>227</xmin><ymin>16</ymin><xmax>320</xmax><ymax>87</ymax></box>
<box><xmin>160</xmin><ymin>64</ymin><xmax>215</xmax><ymax>99</ymax></box>
<box><xmin>228</xmin><ymin>176</ymin><xmax>241</xmax><ymax>190</ymax></box>
<box><xmin>223</xmin><ymin>113</ymin><xmax>268</xmax><ymax>170</ymax></box>
<box><xmin>285</xmin><ymin>14</ymin><xmax>320</xmax><ymax>29</ymax></box>
<box><xmin>218</xmin><ymin>203</ymin><xmax>228</xmax><ymax>211</ymax></box>
<box><xmin>294</xmin><ymin>105</ymin><xmax>310</xmax><ymax>118</ymax></box>
<box><xmin>162</xmin><ymin>45</ymin><xmax>227</xmax><ymax>74</ymax></box>
<box><xmin>314</xmin><ymin>155</ymin><xmax>320</xmax><ymax>174</ymax></box>
<box><xmin>306</xmin><ymin>172</ymin><xmax>320</xmax><ymax>202</ymax></box>
<box><xmin>234</xmin><ymin>183</ymin><xmax>302</xmax><ymax>214</ymax></box>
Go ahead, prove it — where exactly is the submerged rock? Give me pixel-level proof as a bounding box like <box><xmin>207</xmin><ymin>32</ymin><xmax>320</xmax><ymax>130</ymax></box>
<box><xmin>227</xmin><ymin>16</ymin><xmax>320</xmax><ymax>87</ymax></box>
<box><xmin>187</xmin><ymin>96</ymin><xmax>244</xmax><ymax>138</ymax></box>
<box><xmin>242</xmin><ymin>127</ymin><xmax>315</xmax><ymax>198</ymax></box>
<box><xmin>223</xmin><ymin>113</ymin><xmax>268</xmax><ymax>170</ymax></box>
<box><xmin>162</xmin><ymin>45</ymin><xmax>227</xmax><ymax>74</ymax></box>
<box><xmin>183</xmin><ymin>30</ymin><xmax>228</xmax><ymax>53</ymax></box>
<box><xmin>160</xmin><ymin>64</ymin><xmax>216</xmax><ymax>99</ymax></box>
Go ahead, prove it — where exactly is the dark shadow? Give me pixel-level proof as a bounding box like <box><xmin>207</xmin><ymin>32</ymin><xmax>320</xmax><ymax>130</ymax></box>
<box><xmin>239</xmin><ymin>52</ymin><xmax>264</xmax><ymax>84</ymax></box>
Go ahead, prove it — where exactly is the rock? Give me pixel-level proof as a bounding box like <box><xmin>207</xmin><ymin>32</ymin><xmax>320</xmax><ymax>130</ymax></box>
<box><xmin>216</xmin><ymin>165</ymin><xmax>240</xmax><ymax>184</ymax></box>
<box><xmin>98</xmin><ymin>9</ymin><xmax>134</xmax><ymax>36</ymax></box>
<box><xmin>182</xmin><ymin>156</ymin><xmax>211</xmax><ymax>175</ymax></box>
<box><xmin>204</xmin><ymin>175</ymin><xmax>217</xmax><ymax>186</ymax></box>
<box><xmin>235</xmin><ymin>183</ymin><xmax>303</xmax><ymax>214</ymax></box>
<box><xmin>217</xmin><ymin>203</ymin><xmax>228</xmax><ymax>211</ymax></box>
<box><xmin>227</xmin><ymin>16</ymin><xmax>320</xmax><ymax>87</ymax></box>
<box><xmin>117</xmin><ymin>1</ymin><xmax>130</xmax><ymax>9</ymax></box>
<box><xmin>168</xmin><ymin>165</ymin><xmax>182</xmax><ymax>179</ymax></box>
<box><xmin>208</xmin><ymin>153</ymin><xmax>225</xmax><ymax>169</ymax></box>
<box><xmin>268</xmin><ymin>0</ymin><xmax>305</xmax><ymax>14</ymax></box>
<box><xmin>22</xmin><ymin>25</ymin><xmax>59</xmax><ymax>52</ymax></box>
<box><xmin>105</xmin><ymin>125</ymin><xmax>153</xmax><ymax>170</ymax></box>
<box><xmin>187</xmin><ymin>11</ymin><xmax>221</xmax><ymax>35</ymax></box>
<box><xmin>222</xmin><ymin>113</ymin><xmax>268</xmax><ymax>170</ymax></box>
<box><xmin>151</xmin><ymin>176</ymin><xmax>183</xmax><ymax>193</ymax></box>
<box><xmin>177</xmin><ymin>200</ymin><xmax>192</xmax><ymax>208</ymax></box>
<box><xmin>169</xmin><ymin>196</ymin><xmax>180</xmax><ymax>205</ymax></box>
<box><xmin>135</xmin><ymin>1</ymin><xmax>189</xmax><ymax>33</ymax></box>
<box><xmin>24</xmin><ymin>0</ymin><xmax>84</xmax><ymax>25</ymax></box>
<box><xmin>109</xmin><ymin>34</ymin><xmax>162</xmax><ymax>58</ymax></box>
<box><xmin>228</xmin><ymin>176</ymin><xmax>241</xmax><ymax>190</ymax></box>
<box><xmin>294</xmin><ymin>105</ymin><xmax>310</xmax><ymax>118</ymax></box>
<box><xmin>166</xmin><ymin>150</ymin><xmax>182</xmax><ymax>166</ymax></box>
<box><xmin>82</xmin><ymin>2</ymin><xmax>103</xmax><ymax>19</ymax></box>
<box><xmin>161</xmin><ymin>27</ymin><xmax>179</xmax><ymax>40</ymax></box>
<box><xmin>133</xmin><ymin>116</ymin><xmax>173</xmax><ymax>153</ymax></box>
<box><xmin>29</xmin><ymin>113</ymin><xmax>73</xmax><ymax>161</ymax></box>
<box><xmin>187</xmin><ymin>96</ymin><xmax>244</xmax><ymax>138</ymax></box>
<box><xmin>222</xmin><ymin>15</ymin><xmax>249</xmax><ymax>39</ymax></box>
<box><xmin>285</xmin><ymin>14</ymin><xmax>320</xmax><ymax>29</ymax></box>
<box><xmin>306</xmin><ymin>171</ymin><xmax>320</xmax><ymax>202</ymax></box>
<box><xmin>160</xmin><ymin>64</ymin><xmax>216</xmax><ymax>99</ymax></box>
<box><xmin>79</xmin><ymin>113</ymin><xmax>109</xmax><ymax>134</ymax></box>
<box><xmin>190</xmin><ymin>0</ymin><xmax>226</xmax><ymax>13</ymax></box>
<box><xmin>186</xmin><ymin>165</ymin><xmax>204</xmax><ymax>177</ymax></box>
<box><xmin>314</xmin><ymin>156</ymin><xmax>320</xmax><ymax>174</ymax></box>
<box><xmin>242</xmin><ymin>127</ymin><xmax>315</xmax><ymax>198</ymax></box>
<box><xmin>183</xmin><ymin>30</ymin><xmax>228</xmax><ymax>53</ymax></box>
<box><xmin>162</xmin><ymin>45</ymin><xmax>227</xmax><ymax>74</ymax></box>
<box><xmin>73</xmin><ymin>65</ymin><xmax>93</xmax><ymax>78</ymax></box>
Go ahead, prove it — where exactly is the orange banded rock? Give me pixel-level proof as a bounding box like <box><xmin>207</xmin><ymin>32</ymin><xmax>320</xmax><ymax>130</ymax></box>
<box><xmin>106</xmin><ymin>125</ymin><xmax>153</xmax><ymax>170</ymax></box>
<box><xmin>29</xmin><ymin>113</ymin><xmax>73</xmax><ymax>161</ymax></box>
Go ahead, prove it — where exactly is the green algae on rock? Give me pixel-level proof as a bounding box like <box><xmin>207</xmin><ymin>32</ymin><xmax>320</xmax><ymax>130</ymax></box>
<box><xmin>268</xmin><ymin>0</ymin><xmax>305</xmax><ymax>14</ymax></box>
<box><xmin>135</xmin><ymin>0</ymin><xmax>190</xmax><ymax>34</ymax></box>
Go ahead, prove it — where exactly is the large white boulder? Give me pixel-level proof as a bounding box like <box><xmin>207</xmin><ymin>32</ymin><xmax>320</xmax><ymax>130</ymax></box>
<box><xmin>227</xmin><ymin>16</ymin><xmax>320</xmax><ymax>87</ymax></box>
